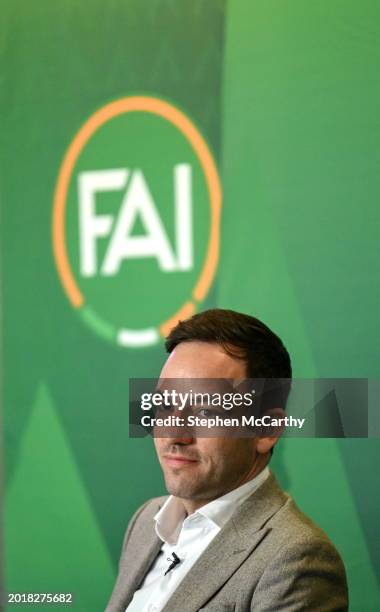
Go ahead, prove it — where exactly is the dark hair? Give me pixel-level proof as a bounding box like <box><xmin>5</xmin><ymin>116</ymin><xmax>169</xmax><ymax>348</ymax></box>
<box><xmin>165</xmin><ymin>308</ymin><xmax>292</xmax><ymax>407</ymax></box>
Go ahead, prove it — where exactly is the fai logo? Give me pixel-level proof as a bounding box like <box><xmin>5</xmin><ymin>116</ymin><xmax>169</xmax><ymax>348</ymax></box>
<box><xmin>52</xmin><ymin>96</ymin><xmax>221</xmax><ymax>348</ymax></box>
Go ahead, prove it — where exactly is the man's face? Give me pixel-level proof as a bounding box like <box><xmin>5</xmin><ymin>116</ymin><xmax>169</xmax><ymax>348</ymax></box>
<box><xmin>154</xmin><ymin>341</ymin><xmax>262</xmax><ymax>503</ymax></box>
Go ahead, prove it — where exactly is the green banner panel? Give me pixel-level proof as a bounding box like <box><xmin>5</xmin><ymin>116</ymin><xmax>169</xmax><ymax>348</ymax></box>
<box><xmin>1</xmin><ymin>1</ymin><xmax>379</xmax><ymax>610</ymax></box>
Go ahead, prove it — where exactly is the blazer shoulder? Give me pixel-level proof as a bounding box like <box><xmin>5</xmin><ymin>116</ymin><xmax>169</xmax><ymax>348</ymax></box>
<box><xmin>260</xmin><ymin>491</ymin><xmax>348</xmax><ymax>602</ymax></box>
<box><xmin>253</xmin><ymin>501</ymin><xmax>349</xmax><ymax>610</ymax></box>
<box><xmin>272</xmin><ymin>496</ymin><xmax>337</xmax><ymax>544</ymax></box>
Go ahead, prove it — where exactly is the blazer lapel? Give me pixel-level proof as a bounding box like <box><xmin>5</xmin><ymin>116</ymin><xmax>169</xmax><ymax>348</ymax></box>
<box><xmin>121</xmin><ymin>536</ymin><xmax>162</xmax><ymax>607</ymax></box>
<box><xmin>162</xmin><ymin>471</ymin><xmax>288</xmax><ymax>612</ymax></box>
<box><xmin>108</xmin><ymin>501</ymin><xmax>164</xmax><ymax>611</ymax></box>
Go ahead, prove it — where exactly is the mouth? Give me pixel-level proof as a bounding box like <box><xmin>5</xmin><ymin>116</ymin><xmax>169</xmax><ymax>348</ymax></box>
<box><xmin>163</xmin><ymin>454</ymin><xmax>199</xmax><ymax>467</ymax></box>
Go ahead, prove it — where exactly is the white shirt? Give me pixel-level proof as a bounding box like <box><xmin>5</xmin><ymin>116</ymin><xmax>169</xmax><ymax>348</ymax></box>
<box><xmin>125</xmin><ymin>467</ymin><xmax>270</xmax><ymax>612</ymax></box>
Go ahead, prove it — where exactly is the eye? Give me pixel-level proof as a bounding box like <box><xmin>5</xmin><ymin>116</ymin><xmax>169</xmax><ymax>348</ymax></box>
<box><xmin>198</xmin><ymin>408</ymin><xmax>215</xmax><ymax>417</ymax></box>
<box><xmin>156</xmin><ymin>403</ymin><xmax>173</xmax><ymax>414</ymax></box>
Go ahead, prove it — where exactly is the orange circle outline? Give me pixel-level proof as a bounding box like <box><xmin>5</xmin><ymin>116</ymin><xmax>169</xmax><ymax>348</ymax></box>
<box><xmin>52</xmin><ymin>96</ymin><xmax>222</xmax><ymax>334</ymax></box>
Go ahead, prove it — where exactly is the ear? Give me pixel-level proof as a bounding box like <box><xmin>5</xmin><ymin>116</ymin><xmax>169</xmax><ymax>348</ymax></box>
<box><xmin>255</xmin><ymin>407</ymin><xmax>286</xmax><ymax>455</ymax></box>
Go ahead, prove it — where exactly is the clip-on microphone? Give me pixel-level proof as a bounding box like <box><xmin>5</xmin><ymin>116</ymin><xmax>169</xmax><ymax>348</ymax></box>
<box><xmin>164</xmin><ymin>552</ymin><xmax>181</xmax><ymax>576</ymax></box>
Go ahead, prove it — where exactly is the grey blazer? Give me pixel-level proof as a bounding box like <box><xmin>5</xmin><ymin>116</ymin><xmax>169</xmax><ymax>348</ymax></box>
<box><xmin>106</xmin><ymin>471</ymin><xmax>348</xmax><ymax>611</ymax></box>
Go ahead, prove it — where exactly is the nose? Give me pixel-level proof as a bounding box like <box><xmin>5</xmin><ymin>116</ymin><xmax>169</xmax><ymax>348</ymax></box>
<box><xmin>153</xmin><ymin>405</ymin><xmax>196</xmax><ymax>443</ymax></box>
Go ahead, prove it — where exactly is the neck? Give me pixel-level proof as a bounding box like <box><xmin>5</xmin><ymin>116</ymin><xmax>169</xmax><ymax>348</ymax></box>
<box><xmin>179</xmin><ymin>453</ymin><xmax>269</xmax><ymax>515</ymax></box>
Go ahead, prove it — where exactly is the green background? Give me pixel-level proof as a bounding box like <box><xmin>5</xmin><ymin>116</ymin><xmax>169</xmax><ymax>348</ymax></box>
<box><xmin>1</xmin><ymin>1</ymin><xmax>379</xmax><ymax>610</ymax></box>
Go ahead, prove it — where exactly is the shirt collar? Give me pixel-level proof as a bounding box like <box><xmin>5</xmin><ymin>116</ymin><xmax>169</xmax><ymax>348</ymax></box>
<box><xmin>154</xmin><ymin>466</ymin><xmax>270</xmax><ymax>545</ymax></box>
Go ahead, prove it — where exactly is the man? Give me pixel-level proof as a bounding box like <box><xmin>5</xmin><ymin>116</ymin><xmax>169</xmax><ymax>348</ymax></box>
<box><xmin>107</xmin><ymin>309</ymin><xmax>348</xmax><ymax>611</ymax></box>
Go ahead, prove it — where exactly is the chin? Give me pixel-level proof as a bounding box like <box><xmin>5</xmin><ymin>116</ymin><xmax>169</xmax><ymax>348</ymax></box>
<box><xmin>166</xmin><ymin>481</ymin><xmax>199</xmax><ymax>499</ymax></box>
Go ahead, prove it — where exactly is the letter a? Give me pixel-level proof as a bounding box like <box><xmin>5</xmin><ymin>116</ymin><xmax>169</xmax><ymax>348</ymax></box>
<box><xmin>102</xmin><ymin>169</ymin><xmax>177</xmax><ymax>275</ymax></box>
